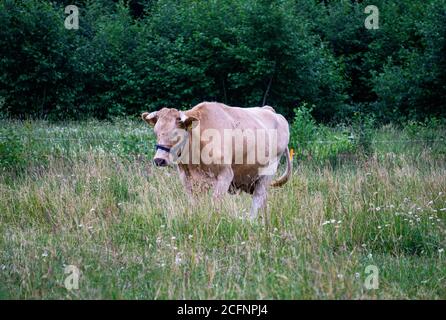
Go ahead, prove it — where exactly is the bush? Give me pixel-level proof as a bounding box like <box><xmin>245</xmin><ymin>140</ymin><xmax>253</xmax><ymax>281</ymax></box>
<box><xmin>0</xmin><ymin>0</ymin><xmax>81</xmax><ymax>118</ymax></box>
<box><xmin>0</xmin><ymin>0</ymin><xmax>347</xmax><ymax>121</ymax></box>
<box><xmin>0</xmin><ymin>129</ymin><xmax>26</xmax><ymax>172</ymax></box>
<box><xmin>351</xmin><ymin>112</ymin><xmax>375</xmax><ymax>156</ymax></box>
<box><xmin>369</xmin><ymin>0</ymin><xmax>446</xmax><ymax>122</ymax></box>
<box><xmin>0</xmin><ymin>0</ymin><xmax>444</xmax><ymax>123</ymax></box>
<box><xmin>290</xmin><ymin>104</ymin><xmax>356</xmax><ymax>163</ymax></box>
<box><xmin>289</xmin><ymin>104</ymin><xmax>317</xmax><ymax>150</ymax></box>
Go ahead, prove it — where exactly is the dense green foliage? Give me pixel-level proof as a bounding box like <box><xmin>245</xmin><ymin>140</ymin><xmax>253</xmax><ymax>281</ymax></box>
<box><xmin>0</xmin><ymin>0</ymin><xmax>445</xmax><ymax>122</ymax></box>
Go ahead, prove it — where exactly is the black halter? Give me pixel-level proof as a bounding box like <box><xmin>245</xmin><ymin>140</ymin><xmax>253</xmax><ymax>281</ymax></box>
<box><xmin>155</xmin><ymin>144</ymin><xmax>171</xmax><ymax>153</ymax></box>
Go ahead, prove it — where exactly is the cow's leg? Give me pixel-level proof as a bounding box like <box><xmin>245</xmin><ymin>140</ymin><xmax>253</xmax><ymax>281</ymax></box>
<box><xmin>177</xmin><ymin>166</ymin><xmax>194</xmax><ymax>202</ymax></box>
<box><xmin>249</xmin><ymin>175</ymin><xmax>273</xmax><ymax>220</ymax></box>
<box><xmin>212</xmin><ymin>166</ymin><xmax>234</xmax><ymax>200</ymax></box>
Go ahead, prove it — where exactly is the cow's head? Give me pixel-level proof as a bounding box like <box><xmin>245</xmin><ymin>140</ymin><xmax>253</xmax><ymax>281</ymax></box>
<box><xmin>142</xmin><ymin>108</ymin><xmax>197</xmax><ymax>166</ymax></box>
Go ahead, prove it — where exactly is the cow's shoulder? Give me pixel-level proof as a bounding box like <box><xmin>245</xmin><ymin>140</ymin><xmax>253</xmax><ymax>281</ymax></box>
<box><xmin>188</xmin><ymin>102</ymin><xmax>232</xmax><ymax>123</ymax></box>
<box><xmin>189</xmin><ymin>101</ymin><xmax>222</xmax><ymax>114</ymax></box>
<box><xmin>261</xmin><ymin>105</ymin><xmax>276</xmax><ymax>113</ymax></box>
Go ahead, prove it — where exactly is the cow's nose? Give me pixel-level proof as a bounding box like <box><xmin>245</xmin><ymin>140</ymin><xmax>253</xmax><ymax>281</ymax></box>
<box><xmin>153</xmin><ymin>158</ymin><xmax>167</xmax><ymax>167</ymax></box>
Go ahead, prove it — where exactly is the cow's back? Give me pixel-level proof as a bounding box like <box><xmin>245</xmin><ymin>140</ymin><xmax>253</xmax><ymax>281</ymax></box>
<box><xmin>188</xmin><ymin>102</ymin><xmax>286</xmax><ymax>133</ymax></box>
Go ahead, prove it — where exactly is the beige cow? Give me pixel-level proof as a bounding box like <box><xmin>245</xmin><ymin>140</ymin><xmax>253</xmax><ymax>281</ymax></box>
<box><xmin>142</xmin><ymin>102</ymin><xmax>292</xmax><ymax>219</ymax></box>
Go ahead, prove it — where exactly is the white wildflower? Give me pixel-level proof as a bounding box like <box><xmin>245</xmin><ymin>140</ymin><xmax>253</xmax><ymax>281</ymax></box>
<box><xmin>175</xmin><ymin>253</ymin><xmax>183</xmax><ymax>266</ymax></box>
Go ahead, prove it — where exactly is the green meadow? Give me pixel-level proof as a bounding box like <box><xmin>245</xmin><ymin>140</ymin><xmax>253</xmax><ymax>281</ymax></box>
<box><xmin>0</xmin><ymin>119</ymin><xmax>445</xmax><ymax>299</ymax></box>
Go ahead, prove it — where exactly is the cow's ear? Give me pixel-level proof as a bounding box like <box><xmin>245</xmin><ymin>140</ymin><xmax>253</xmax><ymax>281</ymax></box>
<box><xmin>142</xmin><ymin>111</ymin><xmax>158</xmax><ymax>126</ymax></box>
<box><xmin>179</xmin><ymin>111</ymin><xmax>198</xmax><ymax>130</ymax></box>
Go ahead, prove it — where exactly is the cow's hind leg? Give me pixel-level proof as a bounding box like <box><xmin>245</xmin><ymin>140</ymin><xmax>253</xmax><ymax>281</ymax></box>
<box><xmin>249</xmin><ymin>175</ymin><xmax>272</xmax><ymax>221</ymax></box>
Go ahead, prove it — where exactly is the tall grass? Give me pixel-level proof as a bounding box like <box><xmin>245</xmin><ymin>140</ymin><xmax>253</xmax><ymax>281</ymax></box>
<box><xmin>0</xmin><ymin>119</ymin><xmax>445</xmax><ymax>299</ymax></box>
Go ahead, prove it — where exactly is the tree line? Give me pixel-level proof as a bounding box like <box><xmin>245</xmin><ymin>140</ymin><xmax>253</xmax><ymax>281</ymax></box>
<box><xmin>0</xmin><ymin>0</ymin><xmax>445</xmax><ymax>123</ymax></box>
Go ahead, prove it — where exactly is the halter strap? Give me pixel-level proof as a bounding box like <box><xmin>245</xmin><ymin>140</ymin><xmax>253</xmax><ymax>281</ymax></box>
<box><xmin>155</xmin><ymin>144</ymin><xmax>171</xmax><ymax>153</ymax></box>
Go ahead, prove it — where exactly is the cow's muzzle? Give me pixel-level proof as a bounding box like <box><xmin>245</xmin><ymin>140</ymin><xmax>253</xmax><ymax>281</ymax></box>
<box><xmin>153</xmin><ymin>158</ymin><xmax>167</xmax><ymax>167</ymax></box>
<box><xmin>153</xmin><ymin>144</ymin><xmax>171</xmax><ymax>167</ymax></box>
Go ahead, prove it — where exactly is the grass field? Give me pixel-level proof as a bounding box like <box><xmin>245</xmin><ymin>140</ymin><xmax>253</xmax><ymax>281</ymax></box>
<box><xmin>0</xmin><ymin>119</ymin><xmax>445</xmax><ymax>299</ymax></box>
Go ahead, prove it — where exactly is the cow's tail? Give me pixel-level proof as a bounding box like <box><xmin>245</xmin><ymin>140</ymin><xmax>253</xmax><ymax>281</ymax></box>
<box><xmin>271</xmin><ymin>146</ymin><xmax>292</xmax><ymax>187</ymax></box>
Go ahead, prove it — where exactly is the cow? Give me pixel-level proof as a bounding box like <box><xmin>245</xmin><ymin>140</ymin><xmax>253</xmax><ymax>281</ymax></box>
<box><xmin>142</xmin><ymin>102</ymin><xmax>292</xmax><ymax>219</ymax></box>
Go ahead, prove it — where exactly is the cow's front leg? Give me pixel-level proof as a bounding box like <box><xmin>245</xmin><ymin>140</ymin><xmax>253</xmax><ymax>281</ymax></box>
<box><xmin>177</xmin><ymin>165</ymin><xmax>194</xmax><ymax>202</ymax></box>
<box><xmin>212</xmin><ymin>166</ymin><xmax>234</xmax><ymax>200</ymax></box>
<box><xmin>249</xmin><ymin>175</ymin><xmax>272</xmax><ymax>220</ymax></box>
